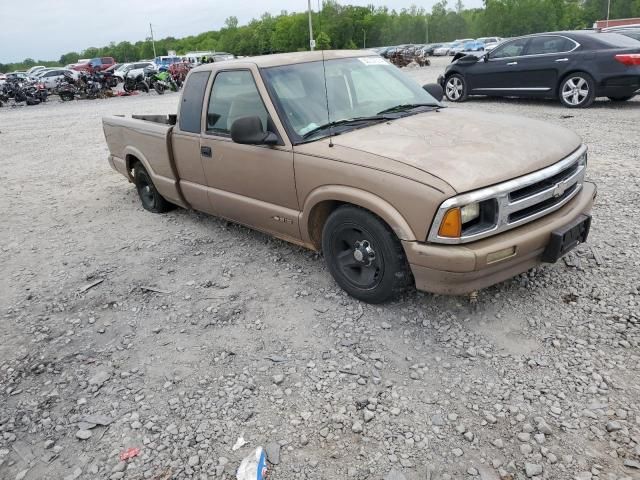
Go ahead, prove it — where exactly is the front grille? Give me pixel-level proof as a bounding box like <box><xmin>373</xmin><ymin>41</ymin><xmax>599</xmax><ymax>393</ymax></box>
<box><xmin>504</xmin><ymin>156</ymin><xmax>583</xmax><ymax>226</ymax></box>
<box><xmin>508</xmin><ymin>183</ymin><xmax>578</xmax><ymax>223</ymax></box>
<box><xmin>509</xmin><ymin>162</ymin><xmax>579</xmax><ymax>202</ymax></box>
<box><xmin>428</xmin><ymin>145</ymin><xmax>587</xmax><ymax>244</ymax></box>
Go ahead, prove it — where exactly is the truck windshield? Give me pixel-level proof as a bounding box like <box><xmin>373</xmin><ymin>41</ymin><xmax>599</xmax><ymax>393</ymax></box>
<box><xmin>261</xmin><ymin>57</ymin><xmax>440</xmax><ymax>142</ymax></box>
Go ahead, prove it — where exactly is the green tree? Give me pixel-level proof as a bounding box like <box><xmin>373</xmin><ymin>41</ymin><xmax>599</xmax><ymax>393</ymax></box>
<box><xmin>316</xmin><ymin>31</ymin><xmax>332</xmax><ymax>50</ymax></box>
<box><xmin>2</xmin><ymin>0</ymin><xmax>626</xmax><ymax>73</ymax></box>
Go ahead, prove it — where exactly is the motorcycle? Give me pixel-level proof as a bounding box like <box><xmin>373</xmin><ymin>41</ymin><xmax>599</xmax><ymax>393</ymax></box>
<box><xmin>77</xmin><ymin>72</ymin><xmax>103</xmax><ymax>99</ymax></box>
<box><xmin>54</xmin><ymin>71</ymin><xmax>78</xmax><ymax>101</ymax></box>
<box><xmin>123</xmin><ymin>70</ymin><xmax>149</xmax><ymax>94</ymax></box>
<box><xmin>6</xmin><ymin>78</ymin><xmax>45</xmax><ymax>105</ymax></box>
<box><xmin>93</xmin><ymin>70</ymin><xmax>118</xmax><ymax>89</ymax></box>
<box><xmin>150</xmin><ymin>69</ymin><xmax>178</xmax><ymax>94</ymax></box>
<box><xmin>168</xmin><ymin>62</ymin><xmax>191</xmax><ymax>88</ymax></box>
<box><xmin>142</xmin><ymin>66</ymin><xmax>168</xmax><ymax>95</ymax></box>
<box><xmin>0</xmin><ymin>84</ymin><xmax>9</xmax><ymax>106</ymax></box>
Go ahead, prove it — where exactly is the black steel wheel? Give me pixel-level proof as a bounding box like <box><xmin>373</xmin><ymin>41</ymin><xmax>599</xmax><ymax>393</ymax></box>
<box><xmin>322</xmin><ymin>205</ymin><xmax>411</xmax><ymax>303</ymax></box>
<box><xmin>133</xmin><ymin>163</ymin><xmax>174</xmax><ymax>213</ymax></box>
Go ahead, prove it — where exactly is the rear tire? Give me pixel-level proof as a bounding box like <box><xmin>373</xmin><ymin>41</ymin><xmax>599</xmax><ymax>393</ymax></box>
<box><xmin>444</xmin><ymin>74</ymin><xmax>468</xmax><ymax>102</ymax></box>
<box><xmin>608</xmin><ymin>95</ymin><xmax>634</xmax><ymax>102</ymax></box>
<box><xmin>321</xmin><ymin>206</ymin><xmax>411</xmax><ymax>304</ymax></box>
<box><xmin>133</xmin><ymin>163</ymin><xmax>174</xmax><ymax>213</ymax></box>
<box><xmin>559</xmin><ymin>73</ymin><xmax>595</xmax><ymax>108</ymax></box>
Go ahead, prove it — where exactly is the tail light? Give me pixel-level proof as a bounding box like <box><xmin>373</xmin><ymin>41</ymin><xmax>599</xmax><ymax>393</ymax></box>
<box><xmin>615</xmin><ymin>53</ymin><xmax>640</xmax><ymax>66</ymax></box>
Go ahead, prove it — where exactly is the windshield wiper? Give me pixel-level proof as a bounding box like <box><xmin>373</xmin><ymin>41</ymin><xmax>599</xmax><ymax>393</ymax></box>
<box><xmin>377</xmin><ymin>103</ymin><xmax>440</xmax><ymax>115</ymax></box>
<box><xmin>301</xmin><ymin>115</ymin><xmax>391</xmax><ymax>139</ymax></box>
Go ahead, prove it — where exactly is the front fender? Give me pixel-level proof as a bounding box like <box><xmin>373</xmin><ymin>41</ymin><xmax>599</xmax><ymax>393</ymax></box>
<box><xmin>300</xmin><ymin>185</ymin><xmax>417</xmax><ymax>245</ymax></box>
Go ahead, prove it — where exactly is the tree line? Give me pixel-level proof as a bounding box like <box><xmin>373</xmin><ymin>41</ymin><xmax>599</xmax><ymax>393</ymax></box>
<box><xmin>2</xmin><ymin>0</ymin><xmax>639</xmax><ymax>73</ymax></box>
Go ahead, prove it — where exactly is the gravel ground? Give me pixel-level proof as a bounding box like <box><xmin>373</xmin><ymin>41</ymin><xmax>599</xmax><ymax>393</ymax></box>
<box><xmin>1</xmin><ymin>56</ymin><xmax>639</xmax><ymax>480</ymax></box>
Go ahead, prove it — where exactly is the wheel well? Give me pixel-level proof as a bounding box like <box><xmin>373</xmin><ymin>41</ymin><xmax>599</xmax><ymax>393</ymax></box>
<box><xmin>444</xmin><ymin>70</ymin><xmax>460</xmax><ymax>80</ymax></box>
<box><xmin>307</xmin><ymin>200</ymin><xmax>344</xmax><ymax>250</ymax></box>
<box><xmin>126</xmin><ymin>154</ymin><xmax>141</xmax><ymax>180</ymax></box>
<box><xmin>307</xmin><ymin>201</ymin><xmax>404</xmax><ymax>251</ymax></box>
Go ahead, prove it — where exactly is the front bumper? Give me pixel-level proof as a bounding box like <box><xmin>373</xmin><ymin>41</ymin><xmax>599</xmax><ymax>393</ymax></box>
<box><xmin>403</xmin><ymin>182</ymin><xmax>596</xmax><ymax>295</ymax></box>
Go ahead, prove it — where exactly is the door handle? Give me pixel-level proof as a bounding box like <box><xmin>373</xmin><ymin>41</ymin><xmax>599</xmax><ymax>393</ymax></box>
<box><xmin>555</xmin><ymin>58</ymin><xmax>569</xmax><ymax>62</ymax></box>
<box><xmin>200</xmin><ymin>146</ymin><xmax>212</xmax><ymax>158</ymax></box>
<box><xmin>506</xmin><ymin>61</ymin><xmax>518</xmax><ymax>66</ymax></box>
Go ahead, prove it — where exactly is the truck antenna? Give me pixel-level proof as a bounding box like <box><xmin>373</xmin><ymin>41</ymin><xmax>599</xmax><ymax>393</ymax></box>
<box><xmin>317</xmin><ymin>3</ymin><xmax>333</xmax><ymax>147</ymax></box>
<box><xmin>320</xmin><ymin>48</ymin><xmax>333</xmax><ymax>147</ymax></box>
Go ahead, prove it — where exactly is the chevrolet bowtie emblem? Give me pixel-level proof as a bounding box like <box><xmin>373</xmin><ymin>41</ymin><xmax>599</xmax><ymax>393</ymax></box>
<box><xmin>552</xmin><ymin>180</ymin><xmax>568</xmax><ymax>198</ymax></box>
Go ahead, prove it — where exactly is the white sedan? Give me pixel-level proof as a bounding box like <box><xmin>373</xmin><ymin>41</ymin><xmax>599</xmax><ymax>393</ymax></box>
<box><xmin>36</xmin><ymin>69</ymin><xmax>79</xmax><ymax>90</ymax></box>
<box><xmin>114</xmin><ymin>62</ymin><xmax>154</xmax><ymax>82</ymax></box>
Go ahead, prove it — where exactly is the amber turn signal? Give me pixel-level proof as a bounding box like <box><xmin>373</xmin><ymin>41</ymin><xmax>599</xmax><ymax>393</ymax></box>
<box><xmin>438</xmin><ymin>208</ymin><xmax>462</xmax><ymax>238</ymax></box>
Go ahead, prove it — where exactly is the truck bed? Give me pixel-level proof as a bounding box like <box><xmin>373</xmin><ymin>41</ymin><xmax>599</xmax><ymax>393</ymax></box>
<box><xmin>102</xmin><ymin>115</ymin><xmax>186</xmax><ymax>207</ymax></box>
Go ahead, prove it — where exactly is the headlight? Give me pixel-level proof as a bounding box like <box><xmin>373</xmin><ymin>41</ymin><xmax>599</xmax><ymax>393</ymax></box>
<box><xmin>578</xmin><ymin>151</ymin><xmax>587</xmax><ymax>168</ymax></box>
<box><xmin>436</xmin><ymin>199</ymin><xmax>498</xmax><ymax>239</ymax></box>
<box><xmin>460</xmin><ymin>203</ymin><xmax>480</xmax><ymax>224</ymax></box>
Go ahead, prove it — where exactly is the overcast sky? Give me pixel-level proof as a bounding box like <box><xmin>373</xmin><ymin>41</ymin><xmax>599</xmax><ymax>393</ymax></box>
<box><xmin>0</xmin><ymin>0</ymin><xmax>483</xmax><ymax>63</ymax></box>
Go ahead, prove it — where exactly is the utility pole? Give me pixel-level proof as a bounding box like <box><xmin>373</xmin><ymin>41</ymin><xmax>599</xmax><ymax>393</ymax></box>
<box><xmin>425</xmin><ymin>16</ymin><xmax>429</xmax><ymax>43</ymax></box>
<box><xmin>363</xmin><ymin>29</ymin><xmax>366</xmax><ymax>48</ymax></box>
<box><xmin>149</xmin><ymin>23</ymin><xmax>157</xmax><ymax>59</ymax></box>
<box><xmin>606</xmin><ymin>0</ymin><xmax>611</xmax><ymax>27</ymax></box>
<box><xmin>308</xmin><ymin>0</ymin><xmax>315</xmax><ymax>51</ymax></box>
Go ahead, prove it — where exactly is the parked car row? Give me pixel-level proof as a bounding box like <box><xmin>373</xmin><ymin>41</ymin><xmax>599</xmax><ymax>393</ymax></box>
<box><xmin>438</xmin><ymin>29</ymin><xmax>640</xmax><ymax>108</ymax></box>
<box><xmin>0</xmin><ymin>60</ymin><xmax>193</xmax><ymax>107</ymax></box>
<box><xmin>370</xmin><ymin>38</ymin><xmax>504</xmax><ymax>67</ymax></box>
<box><xmin>433</xmin><ymin>37</ymin><xmax>504</xmax><ymax>56</ymax></box>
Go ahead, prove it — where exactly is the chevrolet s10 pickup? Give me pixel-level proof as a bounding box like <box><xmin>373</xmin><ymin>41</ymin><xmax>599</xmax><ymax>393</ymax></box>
<box><xmin>103</xmin><ymin>50</ymin><xmax>596</xmax><ymax>303</ymax></box>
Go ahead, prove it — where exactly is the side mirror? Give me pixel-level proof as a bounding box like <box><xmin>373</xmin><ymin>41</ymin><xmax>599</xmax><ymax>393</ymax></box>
<box><xmin>483</xmin><ymin>54</ymin><xmax>490</xmax><ymax>62</ymax></box>
<box><xmin>230</xmin><ymin>116</ymin><xmax>278</xmax><ymax>145</ymax></box>
<box><xmin>422</xmin><ymin>83</ymin><xmax>444</xmax><ymax>102</ymax></box>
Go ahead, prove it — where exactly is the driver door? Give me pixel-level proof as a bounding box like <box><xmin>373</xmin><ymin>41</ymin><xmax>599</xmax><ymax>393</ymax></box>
<box><xmin>466</xmin><ymin>38</ymin><xmax>531</xmax><ymax>93</ymax></box>
<box><xmin>199</xmin><ymin>68</ymin><xmax>301</xmax><ymax>241</ymax></box>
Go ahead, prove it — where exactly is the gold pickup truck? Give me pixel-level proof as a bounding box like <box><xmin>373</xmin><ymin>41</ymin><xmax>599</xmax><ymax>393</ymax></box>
<box><xmin>103</xmin><ymin>50</ymin><xmax>596</xmax><ymax>303</ymax></box>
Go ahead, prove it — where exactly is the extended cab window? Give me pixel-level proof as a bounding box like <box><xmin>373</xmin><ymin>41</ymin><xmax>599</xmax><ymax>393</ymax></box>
<box><xmin>179</xmin><ymin>71</ymin><xmax>210</xmax><ymax>134</ymax></box>
<box><xmin>491</xmin><ymin>38</ymin><xmax>529</xmax><ymax>59</ymax></box>
<box><xmin>206</xmin><ymin>70</ymin><xmax>269</xmax><ymax>135</ymax></box>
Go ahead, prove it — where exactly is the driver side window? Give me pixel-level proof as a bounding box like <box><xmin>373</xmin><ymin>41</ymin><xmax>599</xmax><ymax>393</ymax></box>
<box><xmin>490</xmin><ymin>38</ymin><xmax>529</xmax><ymax>59</ymax></box>
<box><xmin>206</xmin><ymin>70</ymin><xmax>269</xmax><ymax>135</ymax></box>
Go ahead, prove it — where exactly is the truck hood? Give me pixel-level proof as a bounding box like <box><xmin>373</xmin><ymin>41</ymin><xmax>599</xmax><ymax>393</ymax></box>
<box><xmin>330</xmin><ymin>108</ymin><xmax>583</xmax><ymax>193</ymax></box>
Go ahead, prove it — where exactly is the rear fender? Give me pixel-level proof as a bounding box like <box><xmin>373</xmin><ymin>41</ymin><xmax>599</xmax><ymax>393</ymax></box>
<box><xmin>124</xmin><ymin>146</ymin><xmax>154</xmax><ymax>182</ymax></box>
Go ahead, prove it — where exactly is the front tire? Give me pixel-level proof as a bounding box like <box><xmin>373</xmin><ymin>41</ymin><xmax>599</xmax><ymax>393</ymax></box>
<box><xmin>133</xmin><ymin>164</ymin><xmax>174</xmax><ymax>213</ymax></box>
<box><xmin>322</xmin><ymin>206</ymin><xmax>411</xmax><ymax>304</ymax></box>
<box><xmin>559</xmin><ymin>73</ymin><xmax>595</xmax><ymax>108</ymax></box>
<box><xmin>444</xmin><ymin>74</ymin><xmax>468</xmax><ymax>102</ymax></box>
